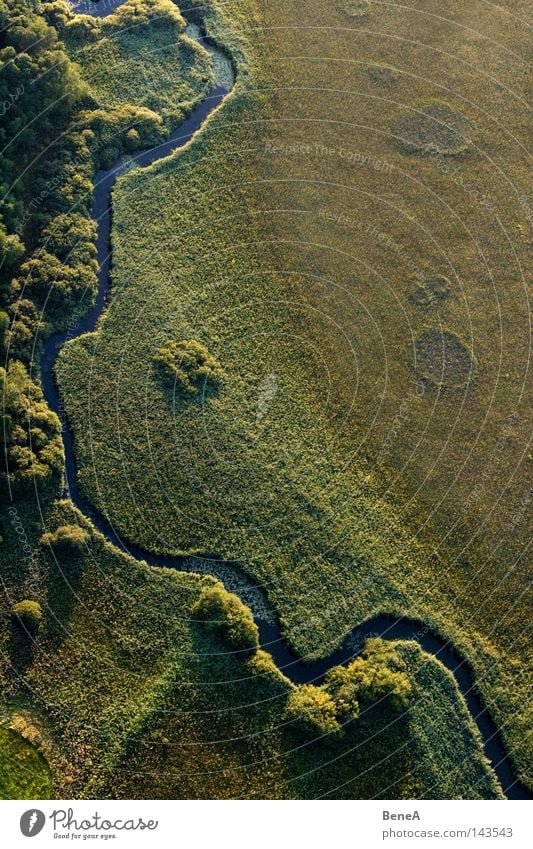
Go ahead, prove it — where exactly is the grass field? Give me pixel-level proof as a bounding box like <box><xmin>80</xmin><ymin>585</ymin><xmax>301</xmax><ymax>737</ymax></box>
<box><xmin>0</xmin><ymin>501</ymin><xmax>500</xmax><ymax>798</ymax></box>
<box><xmin>56</xmin><ymin>0</ymin><xmax>532</xmax><ymax>790</ymax></box>
<box><xmin>65</xmin><ymin>0</ymin><xmax>214</xmax><ymax>126</ymax></box>
<box><xmin>0</xmin><ymin>719</ymin><xmax>53</xmax><ymax>799</ymax></box>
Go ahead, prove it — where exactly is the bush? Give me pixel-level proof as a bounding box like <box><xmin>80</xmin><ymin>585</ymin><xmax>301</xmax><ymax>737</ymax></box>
<box><xmin>284</xmin><ymin>685</ymin><xmax>341</xmax><ymax>736</ymax></box>
<box><xmin>80</xmin><ymin>105</ymin><xmax>166</xmax><ymax>168</ymax></box>
<box><xmin>153</xmin><ymin>339</ymin><xmax>223</xmax><ymax>395</ymax></box>
<box><xmin>192</xmin><ymin>584</ymin><xmax>258</xmax><ymax>655</ymax></box>
<box><xmin>63</xmin><ymin>15</ymin><xmax>100</xmax><ymax>47</ymax></box>
<box><xmin>40</xmin><ymin>524</ymin><xmax>89</xmax><ymax>554</ymax></box>
<box><xmin>12</xmin><ymin>600</ymin><xmax>42</xmax><ymax>633</ymax></box>
<box><xmin>326</xmin><ymin>640</ymin><xmax>412</xmax><ymax>712</ymax></box>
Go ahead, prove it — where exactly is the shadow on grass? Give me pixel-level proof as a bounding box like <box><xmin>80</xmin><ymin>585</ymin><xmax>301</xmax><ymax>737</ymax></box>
<box><xmin>45</xmin><ymin>556</ymin><xmax>83</xmax><ymax>649</ymax></box>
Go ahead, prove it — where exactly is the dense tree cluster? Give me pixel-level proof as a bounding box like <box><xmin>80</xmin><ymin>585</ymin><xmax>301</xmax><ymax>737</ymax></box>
<box><xmin>0</xmin><ymin>0</ymin><xmax>85</xmax><ymax>257</ymax></box>
<box><xmin>192</xmin><ymin>584</ymin><xmax>259</xmax><ymax>655</ymax></box>
<box><xmin>0</xmin><ymin>0</ymin><xmax>172</xmax><ymax>503</ymax></box>
<box><xmin>285</xmin><ymin>640</ymin><xmax>412</xmax><ymax>738</ymax></box>
<box><xmin>0</xmin><ymin>360</ymin><xmax>63</xmax><ymax>493</ymax></box>
<box><xmin>101</xmin><ymin>0</ymin><xmax>186</xmax><ymax>34</ymax></box>
<box><xmin>1</xmin><ymin>0</ymin><xmax>168</xmax><ymax>358</ymax></box>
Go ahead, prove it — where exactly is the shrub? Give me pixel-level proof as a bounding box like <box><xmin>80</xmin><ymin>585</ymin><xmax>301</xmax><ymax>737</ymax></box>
<box><xmin>63</xmin><ymin>15</ymin><xmax>100</xmax><ymax>47</ymax></box>
<box><xmin>153</xmin><ymin>339</ymin><xmax>223</xmax><ymax>395</ymax></box>
<box><xmin>284</xmin><ymin>685</ymin><xmax>341</xmax><ymax>736</ymax></box>
<box><xmin>192</xmin><ymin>584</ymin><xmax>258</xmax><ymax>655</ymax></box>
<box><xmin>12</xmin><ymin>600</ymin><xmax>42</xmax><ymax>633</ymax></box>
<box><xmin>40</xmin><ymin>524</ymin><xmax>89</xmax><ymax>554</ymax></box>
<box><xmin>326</xmin><ymin>641</ymin><xmax>412</xmax><ymax>712</ymax></box>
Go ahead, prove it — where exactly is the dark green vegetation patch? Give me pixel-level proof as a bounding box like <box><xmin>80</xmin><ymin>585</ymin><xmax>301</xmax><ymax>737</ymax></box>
<box><xmin>339</xmin><ymin>0</ymin><xmax>370</xmax><ymax>18</ymax></box>
<box><xmin>410</xmin><ymin>275</ymin><xmax>451</xmax><ymax>307</ymax></box>
<box><xmin>153</xmin><ymin>339</ymin><xmax>223</xmax><ymax>396</ymax></box>
<box><xmin>392</xmin><ymin>101</ymin><xmax>476</xmax><ymax>156</ymax></box>
<box><xmin>414</xmin><ymin>329</ymin><xmax>474</xmax><ymax>388</ymax></box>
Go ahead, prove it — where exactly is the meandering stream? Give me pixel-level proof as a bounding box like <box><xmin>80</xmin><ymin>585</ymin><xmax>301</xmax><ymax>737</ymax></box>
<box><xmin>39</xmin><ymin>0</ymin><xmax>531</xmax><ymax>800</ymax></box>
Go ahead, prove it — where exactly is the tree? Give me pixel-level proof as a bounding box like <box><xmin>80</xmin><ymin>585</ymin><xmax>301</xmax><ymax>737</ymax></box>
<box><xmin>5</xmin><ymin>299</ymin><xmax>44</xmax><ymax>360</ymax></box>
<box><xmin>103</xmin><ymin>0</ymin><xmax>186</xmax><ymax>35</ymax></box>
<box><xmin>40</xmin><ymin>213</ymin><xmax>97</xmax><ymax>267</ymax></box>
<box><xmin>12</xmin><ymin>599</ymin><xmax>42</xmax><ymax>633</ymax></box>
<box><xmin>13</xmin><ymin>248</ymin><xmax>97</xmax><ymax>326</ymax></box>
<box><xmin>325</xmin><ymin>640</ymin><xmax>412</xmax><ymax>713</ymax></box>
<box><xmin>192</xmin><ymin>584</ymin><xmax>258</xmax><ymax>655</ymax></box>
<box><xmin>284</xmin><ymin>685</ymin><xmax>341</xmax><ymax>736</ymax></box>
<box><xmin>40</xmin><ymin>524</ymin><xmax>89</xmax><ymax>554</ymax></box>
<box><xmin>154</xmin><ymin>339</ymin><xmax>223</xmax><ymax>395</ymax></box>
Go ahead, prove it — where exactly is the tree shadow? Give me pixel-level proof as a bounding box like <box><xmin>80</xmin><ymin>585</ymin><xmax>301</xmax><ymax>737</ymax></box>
<box><xmin>8</xmin><ymin>620</ymin><xmax>36</xmax><ymax>679</ymax></box>
<box><xmin>45</xmin><ymin>556</ymin><xmax>83</xmax><ymax>649</ymax></box>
